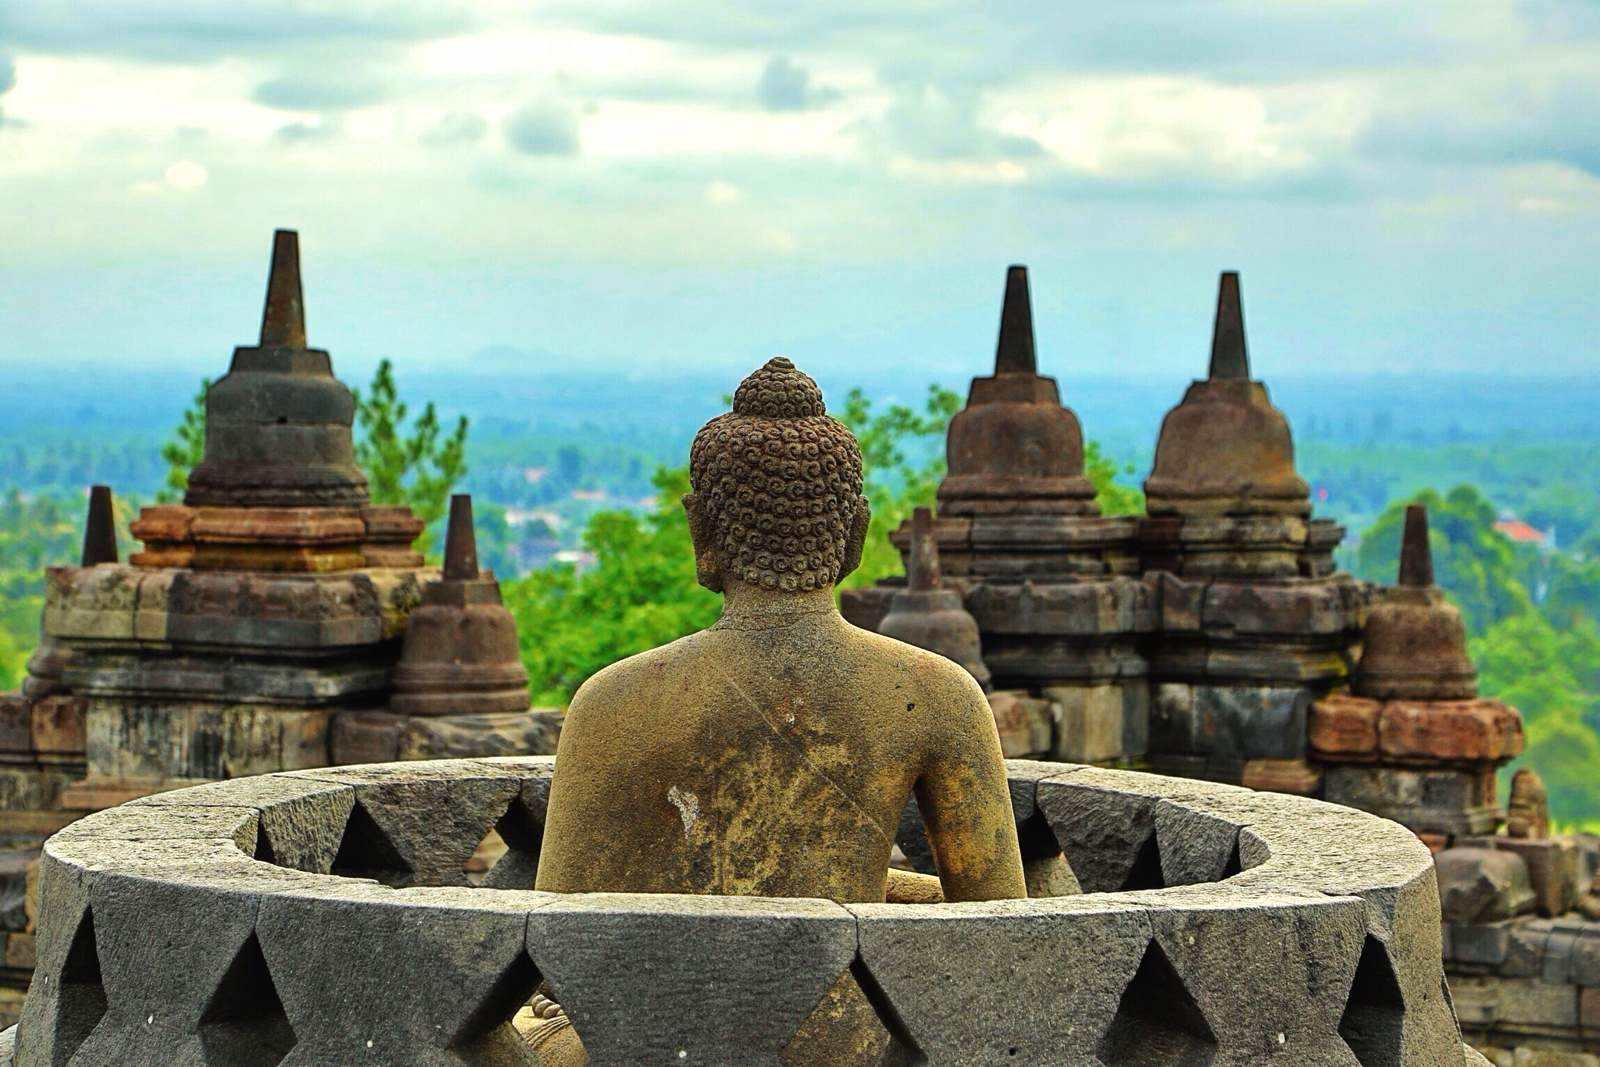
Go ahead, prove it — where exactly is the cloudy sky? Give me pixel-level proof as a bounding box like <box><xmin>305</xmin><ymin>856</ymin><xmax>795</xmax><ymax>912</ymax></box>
<box><xmin>1</xmin><ymin>0</ymin><xmax>1597</xmax><ymax>383</ymax></box>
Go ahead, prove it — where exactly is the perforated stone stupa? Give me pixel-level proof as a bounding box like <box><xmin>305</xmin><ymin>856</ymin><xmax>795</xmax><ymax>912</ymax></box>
<box><xmin>843</xmin><ymin>267</ymin><xmax>1368</xmax><ymax>790</ymax></box>
<box><xmin>0</xmin><ymin>231</ymin><xmax>558</xmax><ymax>1023</ymax></box>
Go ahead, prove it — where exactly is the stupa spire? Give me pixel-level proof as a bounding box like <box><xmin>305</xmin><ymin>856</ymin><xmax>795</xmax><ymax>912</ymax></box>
<box><xmin>443</xmin><ymin>494</ymin><xmax>480</xmax><ymax>580</ymax></box>
<box><xmin>907</xmin><ymin>507</ymin><xmax>941</xmax><ymax>591</ymax></box>
<box><xmin>1207</xmin><ymin>271</ymin><xmax>1249</xmax><ymax>381</ymax></box>
<box><xmin>259</xmin><ymin>229</ymin><xmax>306</xmax><ymax>349</ymax></box>
<box><xmin>994</xmin><ymin>265</ymin><xmax>1037</xmax><ymax>375</ymax></box>
<box><xmin>1399</xmin><ymin>504</ymin><xmax>1434</xmax><ymax>588</ymax></box>
<box><xmin>80</xmin><ymin>485</ymin><xmax>118</xmax><ymax>566</ymax></box>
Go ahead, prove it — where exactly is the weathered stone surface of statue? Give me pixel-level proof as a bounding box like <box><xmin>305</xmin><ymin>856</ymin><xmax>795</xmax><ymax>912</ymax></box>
<box><xmin>534</xmin><ymin>357</ymin><xmax>1026</xmax><ymax>1063</ymax></box>
<box><xmin>876</xmin><ymin>507</ymin><xmax>991</xmax><ymax>691</ymax></box>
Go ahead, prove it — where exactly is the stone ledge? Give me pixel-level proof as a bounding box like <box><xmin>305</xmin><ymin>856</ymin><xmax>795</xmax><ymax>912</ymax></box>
<box><xmin>12</xmin><ymin>758</ymin><xmax>1466</xmax><ymax>1065</ymax></box>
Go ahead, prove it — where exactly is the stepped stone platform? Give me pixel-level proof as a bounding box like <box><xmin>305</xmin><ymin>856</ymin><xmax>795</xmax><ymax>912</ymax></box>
<box><xmin>3</xmin><ymin>757</ymin><xmax>1480</xmax><ymax>1065</ymax></box>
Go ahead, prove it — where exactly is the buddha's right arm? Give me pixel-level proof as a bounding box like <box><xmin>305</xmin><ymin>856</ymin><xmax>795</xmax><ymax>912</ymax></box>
<box><xmin>914</xmin><ymin>677</ymin><xmax>1028</xmax><ymax>903</ymax></box>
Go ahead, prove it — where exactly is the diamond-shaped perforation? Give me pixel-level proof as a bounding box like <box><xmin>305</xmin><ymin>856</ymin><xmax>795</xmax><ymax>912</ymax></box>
<box><xmin>1097</xmin><ymin>940</ymin><xmax>1217</xmax><ymax>1066</ymax></box>
<box><xmin>783</xmin><ymin>959</ymin><xmax>924</xmax><ymax>1066</ymax></box>
<box><xmin>54</xmin><ymin>906</ymin><xmax>107</xmax><ymax>1060</ymax></box>
<box><xmin>329</xmin><ymin>800</ymin><xmax>413</xmax><ymax>886</ymax></box>
<box><xmin>1218</xmin><ymin>832</ymin><xmax>1244</xmax><ymax>880</ymax></box>
<box><xmin>449</xmin><ymin>950</ymin><xmax>543</xmax><ymax>1053</ymax></box>
<box><xmin>1119</xmin><ymin>834</ymin><xmax>1166</xmax><ymax>891</ymax></box>
<box><xmin>198</xmin><ymin>932</ymin><xmax>297</xmax><ymax>1066</ymax></box>
<box><xmin>475</xmin><ymin>796</ymin><xmax>544</xmax><ymax>889</ymax></box>
<box><xmin>1339</xmin><ymin>935</ymin><xmax>1405</xmax><ymax>1065</ymax></box>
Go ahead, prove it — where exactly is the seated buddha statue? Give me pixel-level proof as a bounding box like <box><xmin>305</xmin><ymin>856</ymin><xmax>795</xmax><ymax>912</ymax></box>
<box><xmin>527</xmin><ymin>357</ymin><xmax>1027</xmax><ymax>1064</ymax></box>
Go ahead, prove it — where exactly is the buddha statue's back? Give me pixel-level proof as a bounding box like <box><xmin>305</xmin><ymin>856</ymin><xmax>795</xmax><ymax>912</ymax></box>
<box><xmin>529</xmin><ymin>358</ymin><xmax>1026</xmax><ymax>1064</ymax></box>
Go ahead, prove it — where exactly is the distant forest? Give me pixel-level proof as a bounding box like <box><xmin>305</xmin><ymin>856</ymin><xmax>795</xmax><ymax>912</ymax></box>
<box><xmin>0</xmin><ymin>368</ymin><xmax>1596</xmax><ymax>826</ymax></box>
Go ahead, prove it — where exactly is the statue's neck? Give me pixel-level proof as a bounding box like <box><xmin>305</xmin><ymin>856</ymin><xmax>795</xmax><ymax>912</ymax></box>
<box><xmin>713</xmin><ymin>580</ymin><xmax>839</xmax><ymax>632</ymax></box>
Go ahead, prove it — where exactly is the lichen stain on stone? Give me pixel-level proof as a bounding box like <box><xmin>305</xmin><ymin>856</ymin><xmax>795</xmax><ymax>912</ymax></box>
<box><xmin>666</xmin><ymin>785</ymin><xmax>700</xmax><ymax>838</ymax></box>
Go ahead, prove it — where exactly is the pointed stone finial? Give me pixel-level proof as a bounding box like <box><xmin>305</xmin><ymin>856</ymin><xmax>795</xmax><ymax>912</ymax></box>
<box><xmin>907</xmin><ymin>507</ymin><xmax>941</xmax><ymax>591</ymax></box>
<box><xmin>443</xmin><ymin>494</ymin><xmax>479</xmax><ymax>580</ymax></box>
<box><xmin>1399</xmin><ymin>504</ymin><xmax>1434</xmax><ymax>588</ymax></box>
<box><xmin>259</xmin><ymin>229</ymin><xmax>306</xmax><ymax>348</ymax></box>
<box><xmin>1207</xmin><ymin>271</ymin><xmax>1249</xmax><ymax>381</ymax></box>
<box><xmin>994</xmin><ymin>265</ymin><xmax>1037</xmax><ymax>375</ymax></box>
<box><xmin>81</xmin><ymin>485</ymin><xmax>118</xmax><ymax>566</ymax></box>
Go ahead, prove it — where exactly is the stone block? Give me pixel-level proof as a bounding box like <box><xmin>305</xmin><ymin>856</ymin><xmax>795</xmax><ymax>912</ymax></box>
<box><xmin>1202</xmin><ymin>578</ymin><xmax>1360</xmax><ymax>637</ymax></box>
<box><xmin>395</xmin><ymin>709</ymin><xmax>562</xmax><ymax>761</ymax></box>
<box><xmin>1452</xmin><ymin>922</ymin><xmax>1515</xmax><ymax>967</ymax></box>
<box><xmin>288</xmin><ymin>761</ymin><xmax>523</xmax><ymax>886</ymax></box>
<box><xmin>848</xmin><ymin>895</ymin><xmax>1151</xmax><ymax>1064</ymax></box>
<box><xmin>0</xmin><ymin>853</ymin><xmax>27</xmax><ymax>934</ymax></box>
<box><xmin>1503</xmin><ymin>920</ymin><xmax>1553</xmax><ymax>978</ymax></box>
<box><xmin>1574</xmin><ymin>930</ymin><xmax>1600</xmax><ymax>987</ymax></box>
<box><xmin>85</xmin><ymin>700</ymin><xmax>334</xmax><ymax>783</ymax></box>
<box><xmin>527</xmin><ymin>893</ymin><xmax>856</xmax><ymax>1065</ymax></box>
<box><xmin>1495</xmin><ymin>976</ymin><xmax>1580</xmax><ymax>1029</ymax></box>
<box><xmin>1379</xmin><ymin>699</ymin><xmax>1525</xmax><ymax>763</ymax></box>
<box><xmin>42</xmin><ymin>565</ymin><xmax>139</xmax><ymax>641</ymax></box>
<box><xmin>0</xmin><ymin>697</ymin><xmax>29</xmax><ymax>755</ymax></box>
<box><xmin>1325</xmin><ymin>765</ymin><xmax>1500</xmax><ymax>836</ymax></box>
<box><xmin>133</xmin><ymin>774</ymin><xmax>357</xmax><ymax>876</ymax></box>
<box><xmin>1242</xmin><ymin>758</ymin><xmax>1322</xmax><ymax>796</ymax></box>
<box><xmin>1157</xmin><ymin>571</ymin><xmax>1204</xmax><ymax>632</ymax></box>
<box><xmin>1437</xmin><ymin>849</ymin><xmax>1538</xmax><ymax>923</ymax></box>
<box><xmin>3</xmin><ymin>932</ymin><xmax>32</xmax><ymax>970</ymax></box>
<box><xmin>1144</xmin><ymin>886</ymin><xmax>1369</xmax><ymax>1063</ymax></box>
<box><xmin>1309</xmin><ymin>694</ymin><xmax>1379</xmax><ymax>759</ymax></box>
<box><xmin>258</xmin><ymin>883</ymin><xmax>546</xmax><ymax>1063</ymax></box>
<box><xmin>1495</xmin><ymin>839</ymin><xmax>1582</xmax><ymax>919</ymax></box>
<box><xmin>1044</xmin><ymin>685</ymin><xmax>1126</xmax><ymax>763</ymax></box>
<box><xmin>328</xmin><ymin>707</ymin><xmax>403</xmax><ymax>764</ymax></box>
<box><xmin>28</xmin><ymin>697</ymin><xmax>85</xmax><ymax>756</ymax></box>
<box><xmin>1150</xmin><ymin>683</ymin><xmax>1198</xmax><ymax>754</ymax></box>
<box><xmin>986</xmin><ymin>691</ymin><xmax>1052</xmax><ymax>759</ymax></box>
<box><xmin>1178</xmin><ymin>685</ymin><xmax>1309</xmax><ymax>761</ymax></box>
<box><xmin>1582</xmin><ymin>987</ymin><xmax>1600</xmax><ymax>1028</ymax></box>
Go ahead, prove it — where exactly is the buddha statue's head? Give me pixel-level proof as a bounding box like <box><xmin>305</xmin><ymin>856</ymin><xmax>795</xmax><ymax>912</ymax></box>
<box><xmin>685</xmin><ymin>357</ymin><xmax>869</xmax><ymax>594</ymax></box>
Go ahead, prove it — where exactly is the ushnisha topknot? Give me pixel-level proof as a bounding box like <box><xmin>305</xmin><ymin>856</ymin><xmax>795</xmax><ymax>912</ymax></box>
<box><xmin>731</xmin><ymin>356</ymin><xmax>827</xmax><ymax>418</ymax></box>
<box><xmin>690</xmin><ymin>357</ymin><xmax>865</xmax><ymax>592</ymax></box>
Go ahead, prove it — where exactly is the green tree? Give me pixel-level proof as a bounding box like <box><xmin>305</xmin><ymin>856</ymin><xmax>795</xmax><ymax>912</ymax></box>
<box><xmin>158</xmin><ymin>379</ymin><xmax>210</xmax><ymax>503</ymax></box>
<box><xmin>354</xmin><ymin>359</ymin><xmax>470</xmax><ymax>552</ymax></box>
<box><xmin>1085</xmin><ymin>440</ymin><xmax>1144</xmax><ymax>517</ymax></box>
<box><xmin>504</xmin><ymin>467</ymin><xmax>719</xmax><ymax>703</ymax></box>
<box><xmin>1472</xmin><ymin>608</ymin><xmax>1600</xmax><ymax>826</ymax></box>
<box><xmin>835</xmin><ymin>384</ymin><xmax>962</xmax><ymax>589</ymax></box>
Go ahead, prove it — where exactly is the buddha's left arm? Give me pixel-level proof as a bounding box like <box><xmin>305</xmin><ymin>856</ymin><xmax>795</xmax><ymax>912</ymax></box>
<box><xmin>913</xmin><ymin>675</ymin><xmax>1027</xmax><ymax>903</ymax></box>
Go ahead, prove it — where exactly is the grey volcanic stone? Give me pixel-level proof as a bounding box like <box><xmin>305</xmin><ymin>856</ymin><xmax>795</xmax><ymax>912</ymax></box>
<box><xmin>1153</xmin><ymin>800</ymin><xmax>1242</xmax><ymax>886</ymax></box>
<box><xmin>1143</xmin><ymin>885</ymin><xmax>1367</xmax><ymax>1065</ymax></box>
<box><xmin>1437</xmin><ymin>849</ymin><xmax>1537</xmax><ymax>924</ymax></box>
<box><xmin>133</xmin><ymin>774</ymin><xmax>356</xmax><ymax>874</ymax></box>
<box><xmin>526</xmin><ymin>893</ymin><xmax>855</xmax><ymax>1066</ymax></box>
<box><xmin>847</xmin><ymin>895</ymin><xmax>1149</xmax><ymax>1064</ymax></box>
<box><xmin>255</xmin><ymin>884</ymin><xmax>548</xmax><ymax>1065</ymax></box>
<box><xmin>289</xmin><ymin>761</ymin><xmax>523</xmax><ymax>885</ymax></box>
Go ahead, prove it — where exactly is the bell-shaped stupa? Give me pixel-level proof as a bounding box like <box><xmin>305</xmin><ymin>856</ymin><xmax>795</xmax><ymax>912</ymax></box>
<box><xmin>1144</xmin><ymin>272</ymin><xmax>1310</xmax><ymax>518</ymax></box>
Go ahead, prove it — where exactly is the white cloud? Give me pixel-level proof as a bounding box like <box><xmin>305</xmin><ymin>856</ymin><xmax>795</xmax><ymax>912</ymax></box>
<box><xmin>132</xmin><ymin>158</ymin><xmax>207</xmax><ymax>193</ymax></box>
<box><xmin>705</xmin><ymin>179</ymin><xmax>741</xmax><ymax>204</ymax></box>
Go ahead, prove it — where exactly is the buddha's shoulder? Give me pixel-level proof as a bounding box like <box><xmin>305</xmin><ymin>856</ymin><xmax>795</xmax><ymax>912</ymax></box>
<box><xmin>567</xmin><ymin>630</ymin><xmax>723</xmax><ymax>709</ymax></box>
<box><xmin>840</xmin><ymin>622</ymin><xmax>990</xmax><ymax>703</ymax></box>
